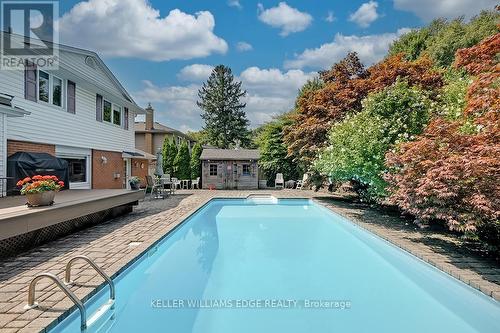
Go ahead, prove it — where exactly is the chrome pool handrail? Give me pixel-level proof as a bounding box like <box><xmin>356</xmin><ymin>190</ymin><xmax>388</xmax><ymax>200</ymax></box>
<box><xmin>26</xmin><ymin>272</ymin><xmax>87</xmax><ymax>330</ymax></box>
<box><xmin>64</xmin><ymin>255</ymin><xmax>115</xmax><ymax>301</ymax></box>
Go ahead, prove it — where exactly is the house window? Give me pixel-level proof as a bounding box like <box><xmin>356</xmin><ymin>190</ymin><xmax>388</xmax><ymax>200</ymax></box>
<box><xmin>102</xmin><ymin>99</ymin><xmax>123</xmax><ymax>126</ymax></box>
<box><xmin>209</xmin><ymin>164</ymin><xmax>218</xmax><ymax>176</ymax></box>
<box><xmin>177</xmin><ymin>136</ymin><xmax>182</xmax><ymax>145</ymax></box>
<box><xmin>63</xmin><ymin>158</ymin><xmax>87</xmax><ymax>183</ymax></box>
<box><xmin>38</xmin><ymin>71</ymin><xmax>49</xmax><ymax>102</ymax></box>
<box><xmin>52</xmin><ymin>77</ymin><xmax>62</xmax><ymax>106</ymax></box>
<box><xmin>103</xmin><ymin>100</ymin><xmax>112</xmax><ymax>122</ymax></box>
<box><xmin>113</xmin><ymin>105</ymin><xmax>122</xmax><ymax>126</ymax></box>
<box><xmin>38</xmin><ymin>70</ymin><xmax>64</xmax><ymax>107</ymax></box>
<box><xmin>243</xmin><ymin>164</ymin><xmax>251</xmax><ymax>176</ymax></box>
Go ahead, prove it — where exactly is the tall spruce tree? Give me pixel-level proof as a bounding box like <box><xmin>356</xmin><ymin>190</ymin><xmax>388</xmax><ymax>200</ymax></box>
<box><xmin>197</xmin><ymin>65</ymin><xmax>250</xmax><ymax>148</ymax></box>
<box><xmin>190</xmin><ymin>143</ymin><xmax>203</xmax><ymax>179</ymax></box>
<box><xmin>161</xmin><ymin>137</ymin><xmax>170</xmax><ymax>173</ymax></box>
<box><xmin>165</xmin><ymin>138</ymin><xmax>177</xmax><ymax>176</ymax></box>
<box><xmin>174</xmin><ymin>141</ymin><xmax>191</xmax><ymax>179</ymax></box>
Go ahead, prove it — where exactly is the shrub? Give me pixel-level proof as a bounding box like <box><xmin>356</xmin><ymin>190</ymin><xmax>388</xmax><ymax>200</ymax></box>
<box><xmin>284</xmin><ymin>53</ymin><xmax>442</xmax><ymax>168</ymax></box>
<box><xmin>385</xmin><ymin>31</ymin><xmax>500</xmax><ymax>249</ymax></box>
<box><xmin>174</xmin><ymin>141</ymin><xmax>191</xmax><ymax>179</ymax></box>
<box><xmin>256</xmin><ymin>114</ymin><xmax>301</xmax><ymax>185</ymax></box>
<box><xmin>190</xmin><ymin>143</ymin><xmax>202</xmax><ymax>179</ymax></box>
<box><xmin>315</xmin><ymin>80</ymin><xmax>432</xmax><ymax>200</ymax></box>
<box><xmin>165</xmin><ymin>138</ymin><xmax>177</xmax><ymax>176</ymax></box>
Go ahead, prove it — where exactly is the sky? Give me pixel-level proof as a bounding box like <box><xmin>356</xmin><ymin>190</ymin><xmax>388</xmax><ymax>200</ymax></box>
<box><xmin>56</xmin><ymin>0</ymin><xmax>497</xmax><ymax>132</ymax></box>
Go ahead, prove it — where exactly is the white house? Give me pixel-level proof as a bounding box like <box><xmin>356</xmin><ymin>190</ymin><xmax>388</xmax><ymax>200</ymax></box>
<box><xmin>0</xmin><ymin>33</ymin><xmax>149</xmax><ymax>191</ymax></box>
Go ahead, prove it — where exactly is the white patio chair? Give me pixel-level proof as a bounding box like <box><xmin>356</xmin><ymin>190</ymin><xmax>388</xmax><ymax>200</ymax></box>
<box><xmin>296</xmin><ymin>174</ymin><xmax>307</xmax><ymax>190</ymax></box>
<box><xmin>171</xmin><ymin>177</ymin><xmax>181</xmax><ymax>190</ymax></box>
<box><xmin>150</xmin><ymin>177</ymin><xmax>167</xmax><ymax>199</ymax></box>
<box><xmin>191</xmin><ymin>177</ymin><xmax>200</xmax><ymax>189</ymax></box>
<box><xmin>275</xmin><ymin>173</ymin><xmax>284</xmax><ymax>189</ymax></box>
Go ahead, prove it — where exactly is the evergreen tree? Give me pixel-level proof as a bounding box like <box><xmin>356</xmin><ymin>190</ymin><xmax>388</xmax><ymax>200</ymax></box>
<box><xmin>161</xmin><ymin>137</ymin><xmax>170</xmax><ymax>173</ymax></box>
<box><xmin>190</xmin><ymin>143</ymin><xmax>203</xmax><ymax>179</ymax></box>
<box><xmin>174</xmin><ymin>141</ymin><xmax>191</xmax><ymax>179</ymax></box>
<box><xmin>165</xmin><ymin>138</ymin><xmax>177</xmax><ymax>176</ymax></box>
<box><xmin>197</xmin><ymin>65</ymin><xmax>250</xmax><ymax>148</ymax></box>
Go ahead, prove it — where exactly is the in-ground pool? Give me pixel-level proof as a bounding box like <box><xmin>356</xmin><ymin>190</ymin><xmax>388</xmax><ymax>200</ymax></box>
<box><xmin>50</xmin><ymin>198</ymin><xmax>500</xmax><ymax>333</ymax></box>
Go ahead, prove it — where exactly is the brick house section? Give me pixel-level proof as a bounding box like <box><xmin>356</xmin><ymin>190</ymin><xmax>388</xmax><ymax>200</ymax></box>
<box><xmin>92</xmin><ymin>149</ymin><xmax>124</xmax><ymax>189</ymax></box>
<box><xmin>131</xmin><ymin>158</ymin><xmax>149</xmax><ymax>187</ymax></box>
<box><xmin>7</xmin><ymin>140</ymin><xmax>55</xmax><ymax>157</ymax></box>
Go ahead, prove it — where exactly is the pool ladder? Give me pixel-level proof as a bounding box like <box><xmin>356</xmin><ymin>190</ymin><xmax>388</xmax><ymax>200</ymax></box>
<box><xmin>25</xmin><ymin>255</ymin><xmax>115</xmax><ymax>331</ymax></box>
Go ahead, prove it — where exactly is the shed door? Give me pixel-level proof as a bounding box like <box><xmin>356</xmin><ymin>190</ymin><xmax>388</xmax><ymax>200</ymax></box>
<box><xmin>225</xmin><ymin>162</ymin><xmax>237</xmax><ymax>190</ymax></box>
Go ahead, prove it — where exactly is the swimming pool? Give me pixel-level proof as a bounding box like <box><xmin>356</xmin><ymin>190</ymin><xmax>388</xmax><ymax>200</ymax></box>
<box><xmin>50</xmin><ymin>198</ymin><xmax>500</xmax><ymax>333</ymax></box>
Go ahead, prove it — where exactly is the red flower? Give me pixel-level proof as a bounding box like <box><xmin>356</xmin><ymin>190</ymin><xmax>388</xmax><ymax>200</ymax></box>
<box><xmin>42</xmin><ymin>175</ymin><xmax>52</xmax><ymax>180</ymax></box>
<box><xmin>58</xmin><ymin>181</ymin><xmax>65</xmax><ymax>187</ymax></box>
<box><xmin>32</xmin><ymin>175</ymin><xmax>43</xmax><ymax>180</ymax></box>
<box><xmin>16</xmin><ymin>180</ymin><xmax>24</xmax><ymax>187</ymax></box>
<box><xmin>51</xmin><ymin>176</ymin><xmax>58</xmax><ymax>181</ymax></box>
<box><xmin>22</xmin><ymin>177</ymin><xmax>31</xmax><ymax>183</ymax></box>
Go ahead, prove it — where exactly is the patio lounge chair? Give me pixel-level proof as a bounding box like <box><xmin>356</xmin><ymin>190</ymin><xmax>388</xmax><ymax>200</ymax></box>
<box><xmin>275</xmin><ymin>173</ymin><xmax>284</xmax><ymax>189</ymax></box>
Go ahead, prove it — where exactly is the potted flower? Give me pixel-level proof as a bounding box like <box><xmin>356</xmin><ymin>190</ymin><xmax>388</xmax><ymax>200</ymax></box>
<box><xmin>16</xmin><ymin>175</ymin><xmax>64</xmax><ymax>207</ymax></box>
<box><xmin>129</xmin><ymin>176</ymin><xmax>141</xmax><ymax>190</ymax></box>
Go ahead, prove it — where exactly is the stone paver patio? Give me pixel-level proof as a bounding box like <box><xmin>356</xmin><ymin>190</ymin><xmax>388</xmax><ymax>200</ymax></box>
<box><xmin>0</xmin><ymin>190</ymin><xmax>499</xmax><ymax>332</ymax></box>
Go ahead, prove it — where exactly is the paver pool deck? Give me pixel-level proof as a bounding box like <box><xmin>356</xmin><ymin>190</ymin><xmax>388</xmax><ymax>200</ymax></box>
<box><xmin>0</xmin><ymin>190</ymin><xmax>499</xmax><ymax>332</ymax></box>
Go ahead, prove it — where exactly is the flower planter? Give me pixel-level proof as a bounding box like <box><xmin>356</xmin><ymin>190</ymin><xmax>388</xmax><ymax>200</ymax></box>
<box><xmin>26</xmin><ymin>191</ymin><xmax>56</xmax><ymax>207</ymax></box>
<box><xmin>130</xmin><ymin>182</ymin><xmax>140</xmax><ymax>190</ymax></box>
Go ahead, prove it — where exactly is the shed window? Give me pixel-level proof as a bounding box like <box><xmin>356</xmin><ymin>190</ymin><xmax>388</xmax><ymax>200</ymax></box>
<box><xmin>209</xmin><ymin>164</ymin><xmax>218</xmax><ymax>176</ymax></box>
<box><xmin>243</xmin><ymin>164</ymin><xmax>251</xmax><ymax>176</ymax></box>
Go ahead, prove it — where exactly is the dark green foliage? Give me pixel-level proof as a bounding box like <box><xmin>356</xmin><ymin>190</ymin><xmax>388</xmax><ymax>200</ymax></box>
<box><xmin>165</xmin><ymin>138</ymin><xmax>177</xmax><ymax>177</ymax></box>
<box><xmin>174</xmin><ymin>141</ymin><xmax>191</xmax><ymax>179</ymax></box>
<box><xmin>190</xmin><ymin>143</ymin><xmax>203</xmax><ymax>179</ymax></box>
<box><xmin>197</xmin><ymin>65</ymin><xmax>251</xmax><ymax>149</ymax></box>
<box><xmin>388</xmin><ymin>10</ymin><xmax>499</xmax><ymax>67</ymax></box>
<box><xmin>255</xmin><ymin>113</ymin><xmax>301</xmax><ymax>185</ymax></box>
<box><xmin>315</xmin><ymin>80</ymin><xmax>432</xmax><ymax>200</ymax></box>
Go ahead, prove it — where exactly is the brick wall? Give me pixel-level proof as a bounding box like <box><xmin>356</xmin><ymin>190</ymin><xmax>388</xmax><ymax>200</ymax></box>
<box><xmin>7</xmin><ymin>140</ymin><xmax>55</xmax><ymax>157</ymax></box>
<box><xmin>131</xmin><ymin>158</ymin><xmax>149</xmax><ymax>187</ymax></box>
<box><xmin>92</xmin><ymin>150</ymin><xmax>124</xmax><ymax>189</ymax></box>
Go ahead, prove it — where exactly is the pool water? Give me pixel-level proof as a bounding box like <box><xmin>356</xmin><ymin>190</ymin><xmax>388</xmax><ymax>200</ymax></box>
<box><xmin>50</xmin><ymin>199</ymin><xmax>500</xmax><ymax>333</ymax></box>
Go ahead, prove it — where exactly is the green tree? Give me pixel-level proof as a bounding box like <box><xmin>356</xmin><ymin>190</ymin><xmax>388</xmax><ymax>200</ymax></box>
<box><xmin>197</xmin><ymin>65</ymin><xmax>250</xmax><ymax>148</ymax></box>
<box><xmin>190</xmin><ymin>143</ymin><xmax>203</xmax><ymax>179</ymax></box>
<box><xmin>255</xmin><ymin>113</ymin><xmax>300</xmax><ymax>185</ymax></box>
<box><xmin>174</xmin><ymin>141</ymin><xmax>191</xmax><ymax>179</ymax></box>
<box><xmin>165</xmin><ymin>138</ymin><xmax>177</xmax><ymax>176</ymax></box>
<box><xmin>388</xmin><ymin>10</ymin><xmax>499</xmax><ymax>67</ymax></box>
<box><xmin>315</xmin><ymin>80</ymin><xmax>432</xmax><ymax>200</ymax></box>
<box><xmin>161</xmin><ymin>137</ymin><xmax>171</xmax><ymax>173</ymax></box>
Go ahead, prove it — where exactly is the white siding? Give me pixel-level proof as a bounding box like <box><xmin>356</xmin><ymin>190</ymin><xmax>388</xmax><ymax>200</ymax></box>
<box><xmin>0</xmin><ymin>113</ymin><xmax>5</xmax><ymax>175</ymax></box>
<box><xmin>0</xmin><ymin>52</ymin><xmax>135</xmax><ymax>153</ymax></box>
<box><xmin>0</xmin><ymin>113</ymin><xmax>6</xmax><ymax>196</ymax></box>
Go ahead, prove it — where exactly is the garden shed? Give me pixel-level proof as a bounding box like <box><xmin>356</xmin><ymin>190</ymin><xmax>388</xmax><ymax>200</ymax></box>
<box><xmin>200</xmin><ymin>149</ymin><xmax>260</xmax><ymax>190</ymax></box>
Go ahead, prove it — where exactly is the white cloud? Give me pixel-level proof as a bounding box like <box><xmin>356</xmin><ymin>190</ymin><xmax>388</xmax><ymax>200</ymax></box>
<box><xmin>284</xmin><ymin>28</ymin><xmax>410</xmax><ymax>70</ymax></box>
<box><xmin>257</xmin><ymin>2</ymin><xmax>313</xmax><ymax>36</ymax></box>
<box><xmin>236</xmin><ymin>41</ymin><xmax>253</xmax><ymax>52</ymax></box>
<box><xmin>325</xmin><ymin>11</ymin><xmax>336</xmax><ymax>23</ymax></box>
<box><xmin>349</xmin><ymin>1</ymin><xmax>379</xmax><ymax>28</ymax></box>
<box><xmin>393</xmin><ymin>0</ymin><xmax>497</xmax><ymax>21</ymax></box>
<box><xmin>58</xmin><ymin>0</ymin><xmax>227</xmax><ymax>61</ymax></box>
<box><xmin>134</xmin><ymin>67</ymin><xmax>316</xmax><ymax>129</ymax></box>
<box><xmin>227</xmin><ymin>0</ymin><xmax>242</xmax><ymax>10</ymax></box>
<box><xmin>177</xmin><ymin>64</ymin><xmax>214</xmax><ymax>81</ymax></box>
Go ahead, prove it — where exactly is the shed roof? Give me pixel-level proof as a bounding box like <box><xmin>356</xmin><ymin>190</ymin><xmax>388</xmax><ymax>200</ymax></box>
<box><xmin>200</xmin><ymin>149</ymin><xmax>260</xmax><ymax>161</ymax></box>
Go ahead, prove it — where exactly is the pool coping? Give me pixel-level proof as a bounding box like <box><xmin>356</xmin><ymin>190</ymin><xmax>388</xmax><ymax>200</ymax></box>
<box><xmin>7</xmin><ymin>193</ymin><xmax>498</xmax><ymax>332</ymax></box>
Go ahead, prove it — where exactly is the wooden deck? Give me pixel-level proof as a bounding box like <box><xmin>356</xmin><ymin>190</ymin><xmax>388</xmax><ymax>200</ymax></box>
<box><xmin>0</xmin><ymin>189</ymin><xmax>145</xmax><ymax>240</ymax></box>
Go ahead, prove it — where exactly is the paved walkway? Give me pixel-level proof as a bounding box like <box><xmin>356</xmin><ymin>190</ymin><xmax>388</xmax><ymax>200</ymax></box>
<box><xmin>0</xmin><ymin>190</ymin><xmax>498</xmax><ymax>332</ymax></box>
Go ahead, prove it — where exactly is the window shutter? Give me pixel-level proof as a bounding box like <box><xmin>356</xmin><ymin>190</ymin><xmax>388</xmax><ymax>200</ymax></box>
<box><xmin>24</xmin><ymin>61</ymin><xmax>37</xmax><ymax>102</ymax></box>
<box><xmin>123</xmin><ymin>107</ymin><xmax>129</xmax><ymax>130</ymax></box>
<box><xmin>96</xmin><ymin>94</ymin><xmax>103</xmax><ymax>121</ymax></box>
<box><xmin>67</xmin><ymin>81</ymin><xmax>76</xmax><ymax>114</ymax></box>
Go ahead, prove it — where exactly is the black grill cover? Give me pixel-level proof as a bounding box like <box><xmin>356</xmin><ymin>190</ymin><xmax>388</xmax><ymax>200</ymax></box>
<box><xmin>7</xmin><ymin>152</ymin><xmax>69</xmax><ymax>195</ymax></box>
